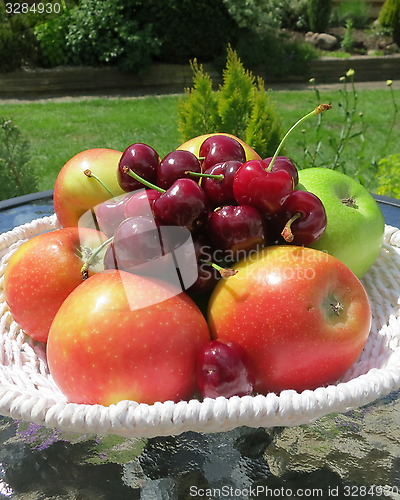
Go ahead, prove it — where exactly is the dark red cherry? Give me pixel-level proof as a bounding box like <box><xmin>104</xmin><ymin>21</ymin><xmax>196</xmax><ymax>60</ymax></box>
<box><xmin>153</xmin><ymin>178</ymin><xmax>209</xmax><ymax>232</ymax></box>
<box><xmin>197</xmin><ymin>340</ymin><xmax>255</xmax><ymax>399</ymax></box>
<box><xmin>233</xmin><ymin>160</ymin><xmax>293</xmax><ymax>215</ymax></box>
<box><xmin>157</xmin><ymin>150</ymin><xmax>201</xmax><ymax>190</ymax></box>
<box><xmin>191</xmin><ymin>235</ymin><xmax>220</xmax><ymax>293</ymax></box>
<box><xmin>276</xmin><ymin>190</ymin><xmax>327</xmax><ymax>246</ymax></box>
<box><xmin>123</xmin><ymin>188</ymin><xmax>161</xmax><ymax>220</ymax></box>
<box><xmin>201</xmin><ymin>160</ymin><xmax>242</xmax><ymax>208</ymax></box>
<box><xmin>264</xmin><ymin>213</ymin><xmax>285</xmax><ymax>246</ymax></box>
<box><xmin>207</xmin><ymin>205</ymin><xmax>266</xmax><ymax>262</ymax></box>
<box><xmin>263</xmin><ymin>156</ymin><xmax>299</xmax><ymax>187</ymax></box>
<box><xmin>117</xmin><ymin>143</ymin><xmax>159</xmax><ymax>192</ymax></box>
<box><xmin>199</xmin><ymin>135</ymin><xmax>246</xmax><ymax>171</ymax></box>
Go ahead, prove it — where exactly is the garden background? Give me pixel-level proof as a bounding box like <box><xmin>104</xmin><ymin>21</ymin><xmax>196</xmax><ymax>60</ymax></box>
<box><xmin>0</xmin><ymin>0</ymin><xmax>399</xmax><ymax>201</ymax></box>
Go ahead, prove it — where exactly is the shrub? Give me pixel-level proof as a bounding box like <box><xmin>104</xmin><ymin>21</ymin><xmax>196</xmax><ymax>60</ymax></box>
<box><xmin>222</xmin><ymin>0</ymin><xmax>310</xmax><ymax>34</ymax></box>
<box><xmin>307</xmin><ymin>0</ymin><xmax>332</xmax><ymax>32</ymax></box>
<box><xmin>217</xmin><ymin>48</ymin><xmax>256</xmax><ymax>137</ymax></box>
<box><xmin>35</xmin><ymin>0</ymin><xmax>160</xmax><ymax>71</ymax></box>
<box><xmin>34</xmin><ymin>13</ymin><xmax>71</xmax><ymax>67</ymax></box>
<box><xmin>279</xmin><ymin>0</ymin><xmax>310</xmax><ymax>30</ymax></box>
<box><xmin>222</xmin><ymin>0</ymin><xmax>283</xmax><ymax>34</ymax></box>
<box><xmin>341</xmin><ymin>19</ymin><xmax>355</xmax><ymax>52</ymax></box>
<box><xmin>235</xmin><ymin>30</ymin><xmax>318</xmax><ymax>79</ymax></box>
<box><xmin>245</xmin><ymin>78</ymin><xmax>282</xmax><ymax>159</ymax></box>
<box><xmin>0</xmin><ymin>3</ymin><xmax>39</xmax><ymax>72</ymax></box>
<box><xmin>331</xmin><ymin>0</ymin><xmax>371</xmax><ymax>29</ymax></box>
<box><xmin>178</xmin><ymin>47</ymin><xmax>283</xmax><ymax>158</ymax></box>
<box><xmin>144</xmin><ymin>0</ymin><xmax>239</xmax><ymax>64</ymax></box>
<box><xmin>0</xmin><ymin>118</ymin><xmax>37</xmax><ymax>200</ymax></box>
<box><xmin>378</xmin><ymin>0</ymin><xmax>400</xmax><ymax>45</ymax></box>
<box><xmin>177</xmin><ymin>60</ymin><xmax>221</xmax><ymax>137</ymax></box>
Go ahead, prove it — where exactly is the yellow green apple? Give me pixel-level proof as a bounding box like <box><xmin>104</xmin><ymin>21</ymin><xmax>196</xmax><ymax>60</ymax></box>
<box><xmin>54</xmin><ymin>148</ymin><xmax>125</xmax><ymax>228</ymax></box>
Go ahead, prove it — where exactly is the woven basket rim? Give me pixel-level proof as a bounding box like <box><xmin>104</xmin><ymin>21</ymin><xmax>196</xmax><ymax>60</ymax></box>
<box><xmin>0</xmin><ymin>215</ymin><xmax>399</xmax><ymax>438</ymax></box>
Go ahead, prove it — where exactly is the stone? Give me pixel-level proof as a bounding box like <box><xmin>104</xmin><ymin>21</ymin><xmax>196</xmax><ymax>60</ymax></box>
<box><xmin>315</xmin><ymin>33</ymin><xmax>338</xmax><ymax>50</ymax></box>
<box><xmin>305</xmin><ymin>32</ymin><xmax>338</xmax><ymax>50</ymax></box>
<box><xmin>305</xmin><ymin>31</ymin><xmax>319</xmax><ymax>45</ymax></box>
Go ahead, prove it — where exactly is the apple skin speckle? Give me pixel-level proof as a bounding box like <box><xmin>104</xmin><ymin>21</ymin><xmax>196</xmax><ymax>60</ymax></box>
<box><xmin>46</xmin><ymin>270</ymin><xmax>211</xmax><ymax>406</ymax></box>
<box><xmin>208</xmin><ymin>245</ymin><xmax>371</xmax><ymax>394</ymax></box>
<box><xmin>3</xmin><ymin>227</ymin><xmax>107</xmax><ymax>344</ymax></box>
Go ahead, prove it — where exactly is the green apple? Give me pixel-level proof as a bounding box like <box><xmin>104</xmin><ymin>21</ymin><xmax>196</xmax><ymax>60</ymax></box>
<box><xmin>298</xmin><ymin>167</ymin><xmax>385</xmax><ymax>278</ymax></box>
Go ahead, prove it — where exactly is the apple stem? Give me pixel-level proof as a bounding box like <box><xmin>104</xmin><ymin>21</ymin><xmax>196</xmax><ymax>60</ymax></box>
<box><xmin>281</xmin><ymin>212</ymin><xmax>302</xmax><ymax>242</ymax></box>
<box><xmin>267</xmin><ymin>103</ymin><xmax>332</xmax><ymax>172</ymax></box>
<box><xmin>84</xmin><ymin>169</ymin><xmax>116</xmax><ymax>199</ymax></box>
<box><xmin>185</xmin><ymin>171</ymin><xmax>224</xmax><ymax>181</ymax></box>
<box><xmin>205</xmin><ymin>261</ymin><xmax>238</xmax><ymax>278</ymax></box>
<box><xmin>123</xmin><ymin>166</ymin><xmax>166</xmax><ymax>193</ymax></box>
<box><xmin>330</xmin><ymin>301</ymin><xmax>344</xmax><ymax>316</ymax></box>
<box><xmin>81</xmin><ymin>236</ymin><xmax>113</xmax><ymax>280</ymax></box>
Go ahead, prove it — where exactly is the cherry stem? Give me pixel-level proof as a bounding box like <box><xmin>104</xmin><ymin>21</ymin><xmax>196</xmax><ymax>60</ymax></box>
<box><xmin>123</xmin><ymin>166</ymin><xmax>166</xmax><ymax>193</ymax></box>
<box><xmin>205</xmin><ymin>261</ymin><xmax>238</xmax><ymax>278</ymax></box>
<box><xmin>267</xmin><ymin>103</ymin><xmax>332</xmax><ymax>172</ymax></box>
<box><xmin>185</xmin><ymin>171</ymin><xmax>224</xmax><ymax>181</ymax></box>
<box><xmin>84</xmin><ymin>169</ymin><xmax>116</xmax><ymax>199</ymax></box>
<box><xmin>281</xmin><ymin>212</ymin><xmax>302</xmax><ymax>242</ymax></box>
<box><xmin>81</xmin><ymin>236</ymin><xmax>113</xmax><ymax>280</ymax></box>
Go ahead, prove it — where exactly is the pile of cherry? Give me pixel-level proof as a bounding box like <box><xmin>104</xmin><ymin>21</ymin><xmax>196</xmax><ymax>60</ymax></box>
<box><xmin>94</xmin><ymin>134</ymin><xmax>327</xmax><ymax>295</ymax></box>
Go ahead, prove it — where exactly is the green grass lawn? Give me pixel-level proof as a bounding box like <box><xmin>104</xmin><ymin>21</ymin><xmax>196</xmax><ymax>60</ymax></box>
<box><xmin>1</xmin><ymin>86</ymin><xmax>399</xmax><ymax>194</ymax></box>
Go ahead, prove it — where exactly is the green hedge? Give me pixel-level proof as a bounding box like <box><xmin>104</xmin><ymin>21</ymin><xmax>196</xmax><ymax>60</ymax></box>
<box><xmin>379</xmin><ymin>0</ymin><xmax>400</xmax><ymax>45</ymax></box>
<box><xmin>0</xmin><ymin>3</ymin><xmax>38</xmax><ymax>72</ymax></box>
<box><xmin>0</xmin><ymin>0</ymin><xmax>317</xmax><ymax>78</ymax></box>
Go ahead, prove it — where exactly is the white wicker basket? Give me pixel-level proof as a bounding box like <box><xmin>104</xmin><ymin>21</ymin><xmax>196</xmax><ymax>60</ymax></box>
<box><xmin>0</xmin><ymin>215</ymin><xmax>399</xmax><ymax>439</ymax></box>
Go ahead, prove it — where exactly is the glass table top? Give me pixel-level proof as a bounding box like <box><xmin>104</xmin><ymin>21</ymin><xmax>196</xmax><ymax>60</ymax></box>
<box><xmin>0</xmin><ymin>191</ymin><xmax>399</xmax><ymax>499</ymax></box>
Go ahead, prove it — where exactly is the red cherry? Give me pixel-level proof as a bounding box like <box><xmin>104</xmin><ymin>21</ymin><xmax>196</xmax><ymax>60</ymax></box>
<box><xmin>186</xmin><ymin>235</ymin><xmax>220</xmax><ymax>294</ymax></box>
<box><xmin>201</xmin><ymin>160</ymin><xmax>242</xmax><ymax>208</ymax></box>
<box><xmin>118</xmin><ymin>143</ymin><xmax>159</xmax><ymax>192</ymax></box>
<box><xmin>157</xmin><ymin>150</ymin><xmax>201</xmax><ymax>190</ymax></box>
<box><xmin>153</xmin><ymin>178</ymin><xmax>209</xmax><ymax>232</ymax></box>
<box><xmin>200</xmin><ymin>135</ymin><xmax>246</xmax><ymax>171</ymax></box>
<box><xmin>197</xmin><ymin>340</ymin><xmax>255</xmax><ymax>399</ymax></box>
<box><xmin>263</xmin><ymin>156</ymin><xmax>299</xmax><ymax>187</ymax></box>
<box><xmin>276</xmin><ymin>190</ymin><xmax>327</xmax><ymax>246</ymax></box>
<box><xmin>233</xmin><ymin>160</ymin><xmax>293</xmax><ymax>215</ymax></box>
<box><xmin>207</xmin><ymin>205</ymin><xmax>266</xmax><ymax>262</ymax></box>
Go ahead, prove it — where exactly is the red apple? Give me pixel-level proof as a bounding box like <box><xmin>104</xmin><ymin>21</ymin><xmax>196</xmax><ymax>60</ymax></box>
<box><xmin>177</xmin><ymin>133</ymin><xmax>261</xmax><ymax>162</ymax></box>
<box><xmin>46</xmin><ymin>270</ymin><xmax>211</xmax><ymax>406</ymax></box>
<box><xmin>54</xmin><ymin>148</ymin><xmax>125</xmax><ymax>228</ymax></box>
<box><xmin>4</xmin><ymin>227</ymin><xmax>107</xmax><ymax>344</ymax></box>
<box><xmin>207</xmin><ymin>245</ymin><xmax>371</xmax><ymax>394</ymax></box>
